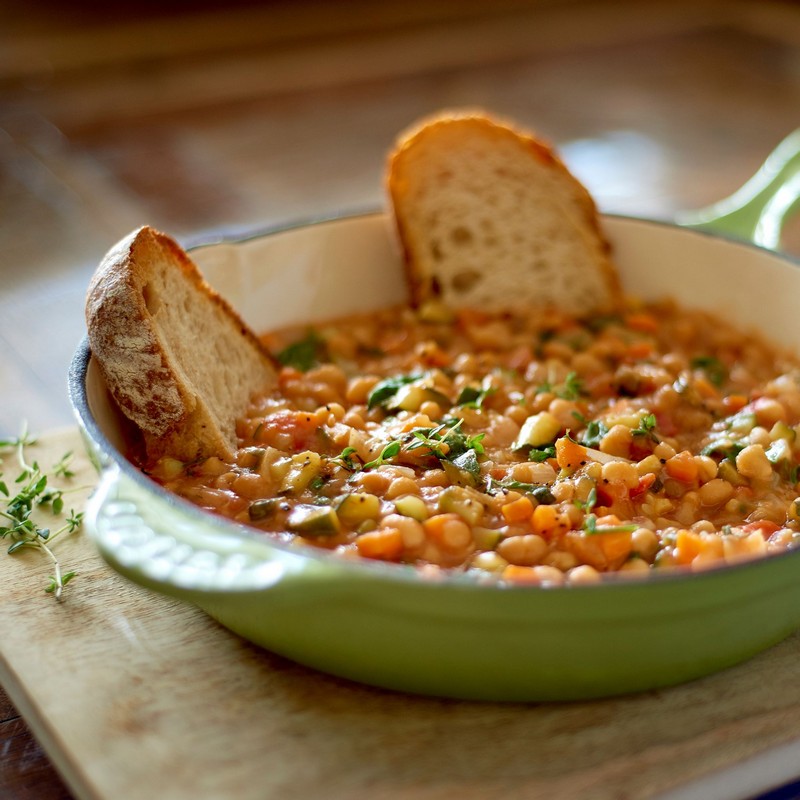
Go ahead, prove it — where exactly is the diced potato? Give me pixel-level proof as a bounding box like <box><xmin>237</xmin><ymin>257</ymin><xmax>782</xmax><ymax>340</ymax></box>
<box><xmin>513</xmin><ymin>412</ymin><xmax>561</xmax><ymax>449</ymax></box>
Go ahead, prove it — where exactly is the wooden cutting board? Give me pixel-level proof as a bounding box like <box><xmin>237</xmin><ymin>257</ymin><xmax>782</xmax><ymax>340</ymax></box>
<box><xmin>2</xmin><ymin>427</ymin><xmax>800</xmax><ymax>800</ymax></box>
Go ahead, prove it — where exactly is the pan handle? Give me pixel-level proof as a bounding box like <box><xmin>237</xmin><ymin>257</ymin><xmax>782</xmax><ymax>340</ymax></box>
<box><xmin>676</xmin><ymin>129</ymin><xmax>800</xmax><ymax>250</ymax></box>
<box><xmin>84</xmin><ymin>465</ymin><xmax>328</xmax><ymax>599</ymax></box>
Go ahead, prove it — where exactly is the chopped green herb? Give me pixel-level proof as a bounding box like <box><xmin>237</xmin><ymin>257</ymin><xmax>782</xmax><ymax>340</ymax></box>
<box><xmin>276</xmin><ymin>330</ymin><xmax>328</xmax><ymax>372</ymax></box>
<box><xmin>575</xmin><ymin>486</ymin><xmax>598</xmax><ymax>512</ymax></box>
<box><xmin>528</xmin><ymin>445</ymin><xmax>557</xmax><ymax>462</ymax></box>
<box><xmin>631</xmin><ymin>413</ymin><xmax>659</xmax><ymax>442</ymax></box>
<box><xmin>690</xmin><ymin>356</ymin><xmax>727</xmax><ymax>387</ymax></box>
<box><xmin>701</xmin><ymin>440</ymin><xmax>746</xmax><ymax>462</ymax></box>
<box><xmin>331</xmin><ymin>446</ymin><xmax>360</xmax><ymax>471</ymax></box>
<box><xmin>456</xmin><ymin>385</ymin><xmax>495</xmax><ymax>409</ymax></box>
<box><xmin>485</xmin><ymin>477</ymin><xmax>556</xmax><ymax>504</ymax></box>
<box><xmin>558</xmin><ymin>372</ymin><xmax>585</xmax><ymax>400</ymax></box>
<box><xmin>446</xmin><ymin>449</ymin><xmax>482</xmax><ymax>485</ymax></box>
<box><xmin>366</xmin><ymin>374</ymin><xmax>423</xmax><ymax>410</ymax></box>
<box><xmin>361</xmin><ymin>440</ymin><xmax>403</xmax><ymax>470</ymax></box>
<box><xmin>581</xmin><ymin>419</ymin><xmax>609</xmax><ymax>448</ymax></box>
<box><xmin>583</xmin><ymin>514</ymin><xmax>638</xmax><ymax>535</ymax></box>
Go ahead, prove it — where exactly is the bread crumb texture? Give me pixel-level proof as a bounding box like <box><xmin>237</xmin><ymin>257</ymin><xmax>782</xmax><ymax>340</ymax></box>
<box><xmin>388</xmin><ymin>111</ymin><xmax>620</xmax><ymax>316</ymax></box>
<box><xmin>86</xmin><ymin>227</ymin><xmax>275</xmax><ymax>462</ymax></box>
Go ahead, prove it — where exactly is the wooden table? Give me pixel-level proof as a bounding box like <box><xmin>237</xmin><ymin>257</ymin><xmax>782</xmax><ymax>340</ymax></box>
<box><xmin>2</xmin><ymin>1</ymin><xmax>800</xmax><ymax>797</ymax></box>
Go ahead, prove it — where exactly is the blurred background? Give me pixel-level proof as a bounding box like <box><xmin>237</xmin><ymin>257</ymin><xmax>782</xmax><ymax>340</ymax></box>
<box><xmin>2</xmin><ymin>1</ymin><xmax>800</xmax><ymax>796</ymax></box>
<box><xmin>2</xmin><ymin>0</ymin><xmax>800</xmax><ymax>435</ymax></box>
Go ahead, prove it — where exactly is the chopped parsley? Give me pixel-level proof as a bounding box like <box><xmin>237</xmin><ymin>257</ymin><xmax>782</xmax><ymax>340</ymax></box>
<box><xmin>456</xmin><ymin>385</ymin><xmax>495</xmax><ymax>409</ymax></box>
<box><xmin>581</xmin><ymin>419</ymin><xmax>609</xmax><ymax>448</ymax></box>
<box><xmin>276</xmin><ymin>330</ymin><xmax>328</xmax><ymax>372</ymax></box>
<box><xmin>367</xmin><ymin>374</ymin><xmax>423</xmax><ymax>410</ymax></box>
<box><xmin>631</xmin><ymin>413</ymin><xmax>659</xmax><ymax>442</ymax></box>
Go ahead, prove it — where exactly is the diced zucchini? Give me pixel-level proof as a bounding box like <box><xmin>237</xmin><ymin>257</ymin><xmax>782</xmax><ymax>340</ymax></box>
<box><xmin>728</xmin><ymin>411</ymin><xmax>756</xmax><ymax>435</ymax></box>
<box><xmin>287</xmin><ymin>504</ymin><xmax>340</xmax><ymax>535</ymax></box>
<box><xmin>392</xmin><ymin>383</ymin><xmax>450</xmax><ymax>412</ymax></box>
<box><xmin>766</xmin><ymin>438</ymin><xmax>792</xmax><ymax>464</ymax></box>
<box><xmin>438</xmin><ymin>486</ymin><xmax>485</xmax><ymax>525</ymax></box>
<box><xmin>472</xmin><ymin>526</ymin><xmax>504</xmax><ymax>550</ymax></box>
<box><xmin>238</xmin><ymin>447</ymin><xmax>266</xmax><ymax>471</ymax></box>
<box><xmin>771</xmin><ymin>420</ymin><xmax>796</xmax><ymax>443</ymax></box>
<box><xmin>248</xmin><ymin>498</ymin><xmax>280</xmax><ymax>521</ymax></box>
<box><xmin>279</xmin><ymin>451</ymin><xmax>322</xmax><ymax>494</ymax></box>
<box><xmin>717</xmin><ymin>459</ymin><xmax>746</xmax><ymax>486</ymax></box>
<box><xmin>442</xmin><ymin>455</ymin><xmax>479</xmax><ymax>487</ymax></box>
<box><xmin>393</xmin><ymin>495</ymin><xmax>429</xmax><ymax>521</ymax></box>
<box><xmin>336</xmin><ymin>492</ymin><xmax>381</xmax><ymax>524</ymax></box>
<box><xmin>513</xmin><ymin>412</ymin><xmax>561</xmax><ymax>450</ymax></box>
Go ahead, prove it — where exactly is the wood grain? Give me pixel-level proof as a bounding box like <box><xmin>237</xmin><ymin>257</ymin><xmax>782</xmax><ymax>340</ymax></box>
<box><xmin>3</xmin><ymin>1</ymin><xmax>800</xmax><ymax>796</ymax></box>
<box><xmin>1</xmin><ymin>428</ymin><xmax>800</xmax><ymax>800</ymax></box>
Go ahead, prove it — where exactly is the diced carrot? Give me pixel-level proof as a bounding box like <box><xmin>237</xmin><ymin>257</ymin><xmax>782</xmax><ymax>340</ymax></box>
<box><xmin>555</xmin><ymin>436</ymin><xmax>588</xmax><ymax>472</ymax></box>
<box><xmin>356</xmin><ymin>529</ymin><xmax>404</xmax><ymax>561</ymax></box>
<box><xmin>722</xmin><ymin>394</ymin><xmax>749</xmax><ymax>413</ymax></box>
<box><xmin>675</xmin><ymin>529</ymin><xmax>703</xmax><ymax>565</ymax></box>
<box><xmin>597</xmin><ymin>531</ymin><xmax>633</xmax><ymax>565</ymax></box>
<box><xmin>694</xmin><ymin>376</ymin><xmax>719</xmax><ymax>399</ymax></box>
<box><xmin>501</xmin><ymin>495</ymin><xmax>534</xmax><ymax>523</ymax></box>
<box><xmin>624</xmin><ymin>312</ymin><xmax>659</xmax><ymax>333</ymax></box>
<box><xmin>626</xmin><ymin>341</ymin><xmax>654</xmax><ymax>360</ymax></box>
<box><xmin>664</xmin><ymin>451</ymin><xmax>699</xmax><ymax>484</ymax></box>
<box><xmin>531</xmin><ymin>503</ymin><xmax>558</xmax><ymax>537</ymax></box>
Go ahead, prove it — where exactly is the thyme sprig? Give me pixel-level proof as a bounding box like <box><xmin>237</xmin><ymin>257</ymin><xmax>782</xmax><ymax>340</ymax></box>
<box><xmin>0</xmin><ymin>425</ymin><xmax>85</xmax><ymax>600</ymax></box>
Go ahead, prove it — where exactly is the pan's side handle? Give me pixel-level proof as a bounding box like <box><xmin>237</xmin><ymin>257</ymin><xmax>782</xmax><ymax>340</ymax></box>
<box><xmin>676</xmin><ymin>129</ymin><xmax>800</xmax><ymax>249</ymax></box>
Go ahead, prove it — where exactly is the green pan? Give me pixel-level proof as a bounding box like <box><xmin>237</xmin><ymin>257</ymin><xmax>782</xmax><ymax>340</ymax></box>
<box><xmin>70</xmin><ymin>131</ymin><xmax>800</xmax><ymax>702</ymax></box>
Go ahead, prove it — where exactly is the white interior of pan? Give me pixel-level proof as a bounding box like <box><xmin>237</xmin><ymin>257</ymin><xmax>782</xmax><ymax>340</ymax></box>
<box><xmin>188</xmin><ymin>213</ymin><xmax>800</xmax><ymax>353</ymax></box>
<box><xmin>87</xmin><ymin>212</ymin><xmax>800</xmax><ymax>460</ymax></box>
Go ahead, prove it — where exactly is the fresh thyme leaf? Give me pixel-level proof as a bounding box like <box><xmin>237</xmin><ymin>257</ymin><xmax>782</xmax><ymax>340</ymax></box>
<box><xmin>631</xmin><ymin>413</ymin><xmax>659</xmax><ymax>442</ymax></box>
<box><xmin>53</xmin><ymin>451</ymin><xmax>75</xmax><ymax>479</ymax></box>
<box><xmin>331</xmin><ymin>446</ymin><xmax>360</xmax><ymax>471</ymax></box>
<box><xmin>0</xmin><ymin>427</ymin><xmax>84</xmax><ymax>599</ymax></box>
<box><xmin>276</xmin><ymin>330</ymin><xmax>328</xmax><ymax>372</ymax></box>
<box><xmin>362</xmin><ymin>440</ymin><xmax>403</xmax><ymax>470</ymax></box>
<box><xmin>557</xmin><ymin>372</ymin><xmax>585</xmax><ymax>401</ymax></box>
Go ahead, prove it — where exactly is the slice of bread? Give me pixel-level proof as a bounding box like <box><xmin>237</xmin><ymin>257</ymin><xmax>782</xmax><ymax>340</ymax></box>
<box><xmin>387</xmin><ymin>111</ymin><xmax>621</xmax><ymax>316</ymax></box>
<box><xmin>86</xmin><ymin>226</ymin><xmax>276</xmax><ymax>463</ymax></box>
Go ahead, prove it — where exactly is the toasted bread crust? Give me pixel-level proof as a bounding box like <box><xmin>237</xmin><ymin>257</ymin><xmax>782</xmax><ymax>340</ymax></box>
<box><xmin>86</xmin><ymin>226</ymin><xmax>275</xmax><ymax>462</ymax></box>
<box><xmin>387</xmin><ymin>110</ymin><xmax>622</xmax><ymax>315</ymax></box>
